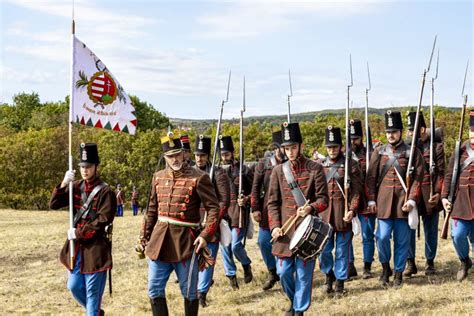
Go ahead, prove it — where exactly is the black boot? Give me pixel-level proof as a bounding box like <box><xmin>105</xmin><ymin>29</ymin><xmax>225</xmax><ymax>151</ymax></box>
<box><xmin>294</xmin><ymin>312</ymin><xmax>304</xmax><ymax>316</ymax></box>
<box><xmin>99</xmin><ymin>310</ymin><xmax>105</xmax><ymax>316</ymax></box>
<box><xmin>284</xmin><ymin>303</ymin><xmax>294</xmax><ymax>316</ymax></box>
<box><xmin>425</xmin><ymin>259</ymin><xmax>436</xmax><ymax>275</ymax></box>
<box><xmin>262</xmin><ymin>268</ymin><xmax>280</xmax><ymax>291</ymax></box>
<box><xmin>362</xmin><ymin>262</ymin><xmax>372</xmax><ymax>279</ymax></box>
<box><xmin>198</xmin><ymin>292</ymin><xmax>207</xmax><ymax>308</ymax></box>
<box><xmin>393</xmin><ymin>272</ymin><xmax>403</xmax><ymax>288</ymax></box>
<box><xmin>227</xmin><ymin>275</ymin><xmax>239</xmax><ymax>290</ymax></box>
<box><xmin>348</xmin><ymin>262</ymin><xmax>358</xmax><ymax>279</ymax></box>
<box><xmin>457</xmin><ymin>257</ymin><xmax>472</xmax><ymax>282</ymax></box>
<box><xmin>184</xmin><ymin>298</ymin><xmax>199</xmax><ymax>316</ymax></box>
<box><xmin>150</xmin><ymin>297</ymin><xmax>169</xmax><ymax>316</ymax></box>
<box><xmin>379</xmin><ymin>263</ymin><xmax>390</xmax><ymax>287</ymax></box>
<box><xmin>404</xmin><ymin>258</ymin><xmax>418</xmax><ymax>277</ymax></box>
<box><xmin>335</xmin><ymin>280</ymin><xmax>346</xmax><ymax>297</ymax></box>
<box><xmin>243</xmin><ymin>264</ymin><xmax>253</xmax><ymax>283</ymax></box>
<box><xmin>324</xmin><ymin>270</ymin><xmax>336</xmax><ymax>294</ymax></box>
<box><xmin>380</xmin><ymin>263</ymin><xmax>393</xmax><ymax>281</ymax></box>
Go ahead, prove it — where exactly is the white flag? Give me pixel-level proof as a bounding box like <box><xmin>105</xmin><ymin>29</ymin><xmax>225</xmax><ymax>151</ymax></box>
<box><xmin>72</xmin><ymin>35</ymin><xmax>137</xmax><ymax>134</ymax></box>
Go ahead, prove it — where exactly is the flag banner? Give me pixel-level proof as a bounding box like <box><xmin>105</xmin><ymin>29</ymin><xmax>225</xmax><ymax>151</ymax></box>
<box><xmin>72</xmin><ymin>35</ymin><xmax>137</xmax><ymax>134</ymax></box>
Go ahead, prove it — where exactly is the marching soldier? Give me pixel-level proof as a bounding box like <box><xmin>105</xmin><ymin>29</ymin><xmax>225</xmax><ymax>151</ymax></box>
<box><xmin>405</xmin><ymin>111</ymin><xmax>445</xmax><ymax>276</ymax></box>
<box><xmin>319</xmin><ymin>126</ymin><xmax>362</xmax><ymax>295</ymax></box>
<box><xmin>181</xmin><ymin>135</ymin><xmax>196</xmax><ymax>166</ymax></box>
<box><xmin>268</xmin><ymin>122</ymin><xmax>329</xmax><ymax>315</ymax></box>
<box><xmin>218</xmin><ymin>135</ymin><xmax>254</xmax><ymax>289</ymax></box>
<box><xmin>194</xmin><ymin>135</ymin><xmax>231</xmax><ymax>307</ymax></box>
<box><xmin>116</xmin><ymin>184</ymin><xmax>124</xmax><ymax>217</ymax></box>
<box><xmin>50</xmin><ymin>143</ymin><xmax>116</xmax><ymax>316</ymax></box>
<box><xmin>441</xmin><ymin>110</ymin><xmax>474</xmax><ymax>282</ymax></box>
<box><xmin>349</xmin><ymin>119</ymin><xmax>374</xmax><ymax>279</ymax></box>
<box><xmin>139</xmin><ymin>132</ymin><xmax>220</xmax><ymax>316</ymax></box>
<box><xmin>366</xmin><ymin>110</ymin><xmax>424</xmax><ymax>288</ymax></box>
<box><xmin>131</xmin><ymin>186</ymin><xmax>139</xmax><ymax>216</ymax></box>
<box><xmin>251</xmin><ymin>131</ymin><xmax>285</xmax><ymax>291</ymax></box>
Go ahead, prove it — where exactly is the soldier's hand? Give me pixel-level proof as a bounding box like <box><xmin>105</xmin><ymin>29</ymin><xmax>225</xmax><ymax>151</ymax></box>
<box><xmin>367</xmin><ymin>201</ymin><xmax>377</xmax><ymax>214</ymax></box>
<box><xmin>194</xmin><ymin>236</ymin><xmax>207</xmax><ymax>253</ymax></box>
<box><xmin>252</xmin><ymin>211</ymin><xmax>262</xmax><ymax>222</ymax></box>
<box><xmin>237</xmin><ymin>196</ymin><xmax>248</xmax><ymax>207</ymax></box>
<box><xmin>428</xmin><ymin>193</ymin><xmax>440</xmax><ymax>206</ymax></box>
<box><xmin>442</xmin><ymin>198</ymin><xmax>452</xmax><ymax>213</ymax></box>
<box><xmin>402</xmin><ymin>201</ymin><xmax>415</xmax><ymax>213</ymax></box>
<box><xmin>67</xmin><ymin>228</ymin><xmax>77</xmax><ymax>240</ymax></box>
<box><xmin>343</xmin><ymin>211</ymin><xmax>354</xmax><ymax>223</ymax></box>
<box><xmin>297</xmin><ymin>205</ymin><xmax>312</xmax><ymax>217</ymax></box>
<box><xmin>61</xmin><ymin>170</ymin><xmax>76</xmax><ymax>188</ymax></box>
<box><xmin>271</xmin><ymin>227</ymin><xmax>283</xmax><ymax>239</ymax></box>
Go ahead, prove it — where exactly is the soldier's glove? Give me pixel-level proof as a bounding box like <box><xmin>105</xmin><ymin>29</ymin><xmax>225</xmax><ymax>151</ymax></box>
<box><xmin>252</xmin><ymin>211</ymin><xmax>262</xmax><ymax>222</ymax></box>
<box><xmin>135</xmin><ymin>238</ymin><xmax>146</xmax><ymax>259</ymax></box>
<box><xmin>62</xmin><ymin>170</ymin><xmax>76</xmax><ymax>187</ymax></box>
<box><xmin>67</xmin><ymin>228</ymin><xmax>77</xmax><ymax>240</ymax></box>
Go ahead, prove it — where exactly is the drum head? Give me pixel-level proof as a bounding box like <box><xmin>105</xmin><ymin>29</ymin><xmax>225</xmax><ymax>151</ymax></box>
<box><xmin>289</xmin><ymin>215</ymin><xmax>312</xmax><ymax>250</ymax></box>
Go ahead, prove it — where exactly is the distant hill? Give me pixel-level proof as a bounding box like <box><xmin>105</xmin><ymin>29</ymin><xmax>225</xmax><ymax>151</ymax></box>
<box><xmin>170</xmin><ymin>106</ymin><xmax>460</xmax><ymax>129</ymax></box>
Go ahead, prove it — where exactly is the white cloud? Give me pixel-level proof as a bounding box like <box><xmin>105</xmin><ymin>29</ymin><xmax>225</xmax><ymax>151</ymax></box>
<box><xmin>0</xmin><ymin>65</ymin><xmax>56</xmax><ymax>84</ymax></box>
<box><xmin>196</xmin><ymin>1</ymin><xmax>379</xmax><ymax>39</ymax></box>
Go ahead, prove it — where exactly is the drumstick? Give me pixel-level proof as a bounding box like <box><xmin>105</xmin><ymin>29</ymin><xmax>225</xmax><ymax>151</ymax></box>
<box><xmin>270</xmin><ymin>214</ymin><xmax>296</xmax><ymax>243</ymax></box>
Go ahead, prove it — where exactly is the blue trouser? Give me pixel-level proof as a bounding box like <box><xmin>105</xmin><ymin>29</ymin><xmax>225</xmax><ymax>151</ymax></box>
<box><xmin>451</xmin><ymin>218</ymin><xmax>474</xmax><ymax>260</ymax></box>
<box><xmin>257</xmin><ymin>228</ymin><xmax>276</xmax><ymax>271</ymax></box>
<box><xmin>408</xmin><ymin>211</ymin><xmax>439</xmax><ymax>261</ymax></box>
<box><xmin>67</xmin><ymin>252</ymin><xmax>107</xmax><ymax>316</ymax></box>
<box><xmin>148</xmin><ymin>256</ymin><xmax>199</xmax><ymax>300</ymax></box>
<box><xmin>198</xmin><ymin>242</ymin><xmax>219</xmax><ymax>294</ymax></box>
<box><xmin>357</xmin><ymin>214</ymin><xmax>376</xmax><ymax>263</ymax></box>
<box><xmin>376</xmin><ymin>218</ymin><xmax>411</xmax><ymax>273</ymax></box>
<box><xmin>116</xmin><ymin>205</ymin><xmax>123</xmax><ymax>217</ymax></box>
<box><xmin>319</xmin><ymin>231</ymin><xmax>352</xmax><ymax>280</ymax></box>
<box><xmin>220</xmin><ymin>228</ymin><xmax>251</xmax><ymax>276</ymax></box>
<box><xmin>277</xmin><ymin>257</ymin><xmax>315</xmax><ymax>313</ymax></box>
<box><xmin>132</xmin><ymin>204</ymin><xmax>138</xmax><ymax>216</ymax></box>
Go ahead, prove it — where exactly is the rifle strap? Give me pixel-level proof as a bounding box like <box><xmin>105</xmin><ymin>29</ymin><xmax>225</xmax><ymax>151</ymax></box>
<box><xmin>282</xmin><ymin>160</ymin><xmax>307</xmax><ymax>207</ymax></box>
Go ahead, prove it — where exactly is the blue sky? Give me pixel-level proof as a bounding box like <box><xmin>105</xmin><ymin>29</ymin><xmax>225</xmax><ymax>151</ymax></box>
<box><xmin>1</xmin><ymin>0</ymin><xmax>472</xmax><ymax>119</ymax></box>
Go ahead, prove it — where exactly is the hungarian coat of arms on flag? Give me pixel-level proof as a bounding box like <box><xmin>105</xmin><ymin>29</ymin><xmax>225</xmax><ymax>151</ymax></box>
<box><xmin>72</xmin><ymin>35</ymin><xmax>137</xmax><ymax>134</ymax></box>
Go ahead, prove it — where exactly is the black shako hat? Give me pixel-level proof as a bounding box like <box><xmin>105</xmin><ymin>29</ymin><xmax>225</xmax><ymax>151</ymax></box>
<box><xmin>407</xmin><ymin>111</ymin><xmax>426</xmax><ymax>131</ymax></box>
<box><xmin>350</xmin><ymin>119</ymin><xmax>363</xmax><ymax>139</ymax></box>
<box><xmin>194</xmin><ymin>135</ymin><xmax>211</xmax><ymax>155</ymax></box>
<box><xmin>219</xmin><ymin>135</ymin><xmax>235</xmax><ymax>153</ymax></box>
<box><xmin>271</xmin><ymin>130</ymin><xmax>282</xmax><ymax>147</ymax></box>
<box><xmin>325</xmin><ymin>126</ymin><xmax>343</xmax><ymax>147</ymax></box>
<box><xmin>385</xmin><ymin>110</ymin><xmax>403</xmax><ymax>132</ymax></box>
<box><xmin>161</xmin><ymin>131</ymin><xmax>183</xmax><ymax>156</ymax></box>
<box><xmin>79</xmin><ymin>143</ymin><xmax>100</xmax><ymax>166</ymax></box>
<box><xmin>281</xmin><ymin>122</ymin><xmax>303</xmax><ymax>146</ymax></box>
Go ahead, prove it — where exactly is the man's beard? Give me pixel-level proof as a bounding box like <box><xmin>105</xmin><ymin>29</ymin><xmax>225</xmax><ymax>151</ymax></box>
<box><xmin>169</xmin><ymin>162</ymin><xmax>183</xmax><ymax>171</ymax></box>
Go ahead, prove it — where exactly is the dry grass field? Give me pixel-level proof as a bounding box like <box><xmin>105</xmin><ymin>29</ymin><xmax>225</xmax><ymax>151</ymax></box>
<box><xmin>1</xmin><ymin>209</ymin><xmax>473</xmax><ymax>315</ymax></box>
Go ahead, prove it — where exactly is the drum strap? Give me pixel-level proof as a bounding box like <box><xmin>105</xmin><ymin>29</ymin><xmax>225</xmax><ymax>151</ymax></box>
<box><xmin>282</xmin><ymin>160</ymin><xmax>307</xmax><ymax>207</ymax></box>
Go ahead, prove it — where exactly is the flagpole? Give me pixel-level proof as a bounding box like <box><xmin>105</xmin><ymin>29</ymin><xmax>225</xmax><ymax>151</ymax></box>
<box><xmin>68</xmin><ymin>11</ymin><xmax>76</xmax><ymax>270</ymax></box>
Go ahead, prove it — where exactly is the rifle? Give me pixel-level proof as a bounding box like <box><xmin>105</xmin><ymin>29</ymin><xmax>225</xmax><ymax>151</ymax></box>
<box><xmin>441</xmin><ymin>60</ymin><xmax>469</xmax><ymax>239</ymax></box>
<box><xmin>210</xmin><ymin>71</ymin><xmax>231</xmax><ymax>182</ymax></box>
<box><xmin>344</xmin><ymin>55</ymin><xmax>353</xmax><ymax>217</ymax></box>
<box><xmin>239</xmin><ymin>77</ymin><xmax>251</xmax><ymax>246</ymax></box>
<box><xmin>365</xmin><ymin>61</ymin><xmax>372</xmax><ymax>173</ymax></box>
<box><xmin>287</xmin><ymin>69</ymin><xmax>293</xmax><ymax>123</ymax></box>
<box><xmin>405</xmin><ymin>36</ymin><xmax>437</xmax><ymax>203</ymax></box>
<box><xmin>429</xmin><ymin>50</ymin><xmax>440</xmax><ymax>200</ymax></box>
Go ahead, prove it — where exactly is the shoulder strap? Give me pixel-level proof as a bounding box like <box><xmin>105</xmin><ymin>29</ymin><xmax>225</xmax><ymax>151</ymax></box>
<box><xmin>73</xmin><ymin>181</ymin><xmax>107</xmax><ymax>227</ymax></box>
<box><xmin>377</xmin><ymin>145</ymin><xmax>407</xmax><ymax>188</ymax></box>
<box><xmin>282</xmin><ymin>161</ymin><xmax>307</xmax><ymax>207</ymax></box>
<box><xmin>461</xmin><ymin>145</ymin><xmax>474</xmax><ymax>172</ymax></box>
